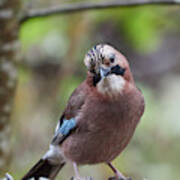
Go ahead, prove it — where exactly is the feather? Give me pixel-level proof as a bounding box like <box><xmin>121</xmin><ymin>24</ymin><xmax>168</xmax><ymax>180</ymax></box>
<box><xmin>22</xmin><ymin>159</ymin><xmax>65</xmax><ymax>180</ymax></box>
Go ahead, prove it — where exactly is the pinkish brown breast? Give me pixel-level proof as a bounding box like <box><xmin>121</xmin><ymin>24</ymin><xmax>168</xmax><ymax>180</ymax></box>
<box><xmin>62</xmin><ymin>83</ymin><xmax>144</xmax><ymax>165</ymax></box>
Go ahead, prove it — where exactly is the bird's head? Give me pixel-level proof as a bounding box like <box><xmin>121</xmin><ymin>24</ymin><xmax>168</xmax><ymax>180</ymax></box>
<box><xmin>84</xmin><ymin>44</ymin><xmax>134</xmax><ymax>96</ymax></box>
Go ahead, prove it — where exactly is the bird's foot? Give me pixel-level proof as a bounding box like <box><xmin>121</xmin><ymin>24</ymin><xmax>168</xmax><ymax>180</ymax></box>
<box><xmin>71</xmin><ymin>176</ymin><xmax>93</xmax><ymax>180</ymax></box>
<box><xmin>108</xmin><ymin>176</ymin><xmax>132</xmax><ymax>180</ymax></box>
<box><xmin>106</xmin><ymin>163</ymin><xmax>132</xmax><ymax>180</ymax></box>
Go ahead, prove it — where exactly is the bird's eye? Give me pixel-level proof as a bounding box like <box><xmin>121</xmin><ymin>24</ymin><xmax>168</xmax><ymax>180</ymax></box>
<box><xmin>110</xmin><ymin>56</ymin><xmax>115</xmax><ymax>63</ymax></box>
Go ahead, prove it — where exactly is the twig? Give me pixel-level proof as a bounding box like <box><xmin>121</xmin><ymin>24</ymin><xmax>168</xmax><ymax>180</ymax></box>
<box><xmin>20</xmin><ymin>0</ymin><xmax>180</xmax><ymax>23</ymax></box>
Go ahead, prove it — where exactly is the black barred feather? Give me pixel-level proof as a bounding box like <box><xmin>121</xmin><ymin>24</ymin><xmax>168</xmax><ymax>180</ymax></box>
<box><xmin>22</xmin><ymin>159</ymin><xmax>65</xmax><ymax>180</ymax></box>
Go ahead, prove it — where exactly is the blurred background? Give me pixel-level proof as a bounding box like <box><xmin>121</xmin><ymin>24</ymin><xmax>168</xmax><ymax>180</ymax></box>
<box><xmin>7</xmin><ymin>0</ymin><xmax>180</xmax><ymax>179</ymax></box>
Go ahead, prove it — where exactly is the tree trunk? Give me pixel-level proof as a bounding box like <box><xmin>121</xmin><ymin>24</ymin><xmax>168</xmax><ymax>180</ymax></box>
<box><xmin>0</xmin><ymin>0</ymin><xmax>20</xmax><ymax>176</ymax></box>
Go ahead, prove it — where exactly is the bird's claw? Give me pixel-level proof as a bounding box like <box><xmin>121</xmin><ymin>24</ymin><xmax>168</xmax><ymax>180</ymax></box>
<box><xmin>108</xmin><ymin>176</ymin><xmax>132</xmax><ymax>180</ymax></box>
<box><xmin>71</xmin><ymin>177</ymin><xmax>93</xmax><ymax>180</ymax></box>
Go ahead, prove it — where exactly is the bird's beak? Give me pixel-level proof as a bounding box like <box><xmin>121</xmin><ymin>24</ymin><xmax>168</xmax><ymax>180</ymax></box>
<box><xmin>100</xmin><ymin>67</ymin><xmax>111</xmax><ymax>78</ymax></box>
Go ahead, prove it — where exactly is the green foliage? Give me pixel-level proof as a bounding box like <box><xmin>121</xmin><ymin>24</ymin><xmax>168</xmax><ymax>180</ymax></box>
<box><xmin>94</xmin><ymin>7</ymin><xmax>172</xmax><ymax>53</ymax></box>
<box><xmin>58</xmin><ymin>75</ymin><xmax>82</xmax><ymax>108</ymax></box>
<box><xmin>20</xmin><ymin>18</ymin><xmax>52</xmax><ymax>50</ymax></box>
<box><xmin>20</xmin><ymin>16</ymin><xmax>68</xmax><ymax>51</ymax></box>
<box><xmin>18</xmin><ymin>65</ymin><xmax>32</xmax><ymax>84</ymax></box>
<box><xmin>119</xmin><ymin>7</ymin><xmax>161</xmax><ymax>52</ymax></box>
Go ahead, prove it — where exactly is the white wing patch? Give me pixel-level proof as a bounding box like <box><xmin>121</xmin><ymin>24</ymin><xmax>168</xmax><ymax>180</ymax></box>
<box><xmin>43</xmin><ymin>145</ymin><xmax>65</xmax><ymax>165</ymax></box>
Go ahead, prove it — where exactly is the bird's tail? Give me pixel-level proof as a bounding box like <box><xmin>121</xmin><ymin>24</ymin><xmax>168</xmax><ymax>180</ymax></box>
<box><xmin>22</xmin><ymin>158</ymin><xmax>65</xmax><ymax>180</ymax></box>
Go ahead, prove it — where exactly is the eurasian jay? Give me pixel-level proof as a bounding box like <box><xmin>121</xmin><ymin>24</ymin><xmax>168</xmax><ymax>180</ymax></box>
<box><xmin>22</xmin><ymin>44</ymin><xmax>145</xmax><ymax>180</ymax></box>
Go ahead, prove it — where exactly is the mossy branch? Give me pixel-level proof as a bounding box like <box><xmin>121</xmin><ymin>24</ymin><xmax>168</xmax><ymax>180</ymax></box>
<box><xmin>20</xmin><ymin>0</ymin><xmax>180</xmax><ymax>23</ymax></box>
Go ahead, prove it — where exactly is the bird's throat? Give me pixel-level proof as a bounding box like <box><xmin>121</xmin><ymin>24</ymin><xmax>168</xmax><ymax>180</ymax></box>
<box><xmin>97</xmin><ymin>74</ymin><xmax>125</xmax><ymax>97</ymax></box>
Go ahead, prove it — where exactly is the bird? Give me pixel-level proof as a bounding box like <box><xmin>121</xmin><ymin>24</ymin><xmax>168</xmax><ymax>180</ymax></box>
<box><xmin>22</xmin><ymin>44</ymin><xmax>145</xmax><ymax>180</ymax></box>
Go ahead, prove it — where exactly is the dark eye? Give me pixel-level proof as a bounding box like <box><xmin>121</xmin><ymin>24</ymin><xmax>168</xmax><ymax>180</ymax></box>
<box><xmin>110</xmin><ymin>56</ymin><xmax>115</xmax><ymax>63</ymax></box>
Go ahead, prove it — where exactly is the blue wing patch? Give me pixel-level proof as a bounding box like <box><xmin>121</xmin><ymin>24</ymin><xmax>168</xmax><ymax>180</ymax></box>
<box><xmin>58</xmin><ymin>118</ymin><xmax>76</xmax><ymax>135</ymax></box>
<box><xmin>52</xmin><ymin>118</ymin><xmax>76</xmax><ymax>145</ymax></box>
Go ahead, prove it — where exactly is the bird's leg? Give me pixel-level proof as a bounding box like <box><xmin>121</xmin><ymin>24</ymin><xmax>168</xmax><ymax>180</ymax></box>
<box><xmin>71</xmin><ymin>162</ymin><xmax>93</xmax><ymax>180</ymax></box>
<box><xmin>107</xmin><ymin>162</ymin><xmax>132</xmax><ymax>180</ymax></box>
<box><xmin>73</xmin><ymin>162</ymin><xmax>81</xmax><ymax>179</ymax></box>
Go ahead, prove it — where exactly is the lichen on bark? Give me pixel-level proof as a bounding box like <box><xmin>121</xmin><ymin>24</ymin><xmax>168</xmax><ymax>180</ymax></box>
<box><xmin>0</xmin><ymin>0</ymin><xmax>20</xmax><ymax>176</ymax></box>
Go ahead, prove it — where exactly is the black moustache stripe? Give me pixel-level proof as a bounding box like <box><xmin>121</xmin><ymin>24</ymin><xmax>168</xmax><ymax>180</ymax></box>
<box><xmin>110</xmin><ymin>65</ymin><xmax>126</xmax><ymax>76</ymax></box>
<box><xmin>93</xmin><ymin>73</ymin><xmax>101</xmax><ymax>86</ymax></box>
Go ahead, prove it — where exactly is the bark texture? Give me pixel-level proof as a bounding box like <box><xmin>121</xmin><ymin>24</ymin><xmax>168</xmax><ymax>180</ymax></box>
<box><xmin>0</xmin><ymin>0</ymin><xmax>20</xmax><ymax>176</ymax></box>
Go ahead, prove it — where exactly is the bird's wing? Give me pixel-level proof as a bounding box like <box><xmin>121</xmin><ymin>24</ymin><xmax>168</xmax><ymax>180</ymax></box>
<box><xmin>51</xmin><ymin>82</ymin><xmax>88</xmax><ymax>145</ymax></box>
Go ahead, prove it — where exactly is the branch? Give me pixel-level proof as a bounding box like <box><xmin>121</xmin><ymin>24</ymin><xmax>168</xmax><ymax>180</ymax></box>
<box><xmin>20</xmin><ymin>0</ymin><xmax>180</xmax><ymax>23</ymax></box>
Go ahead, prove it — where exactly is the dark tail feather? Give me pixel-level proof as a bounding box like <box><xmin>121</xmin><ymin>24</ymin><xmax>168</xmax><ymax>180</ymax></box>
<box><xmin>22</xmin><ymin>159</ymin><xmax>65</xmax><ymax>180</ymax></box>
